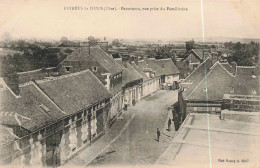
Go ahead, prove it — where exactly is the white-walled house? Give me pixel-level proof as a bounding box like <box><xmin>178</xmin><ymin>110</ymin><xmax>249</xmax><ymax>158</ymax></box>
<box><xmin>131</xmin><ymin>60</ymin><xmax>160</xmax><ymax>98</ymax></box>
<box><xmin>146</xmin><ymin>58</ymin><xmax>180</xmax><ymax>86</ymax></box>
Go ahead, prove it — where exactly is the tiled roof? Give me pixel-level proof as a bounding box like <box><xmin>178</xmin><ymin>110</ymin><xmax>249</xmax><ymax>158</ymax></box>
<box><xmin>0</xmin><ymin>83</ymin><xmax>64</xmax><ymax>132</ymax></box>
<box><xmin>62</xmin><ymin>46</ymin><xmax>123</xmax><ymax>75</ymax></box>
<box><xmin>131</xmin><ymin>61</ymin><xmax>151</xmax><ymax>82</ymax></box>
<box><xmin>188</xmin><ymin>49</ymin><xmax>211</xmax><ymax>61</ymax></box>
<box><xmin>176</xmin><ymin>61</ymin><xmax>192</xmax><ymax>79</ymax></box>
<box><xmin>0</xmin><ymin>126</ymin><xmax>17</xmax><ymax>147</ymax></box>
<box><xmin>182</xmin><ymin>61</ymin><xmax>259</xmax><ymax>101</ymax></box>
<box><xmin>236</xmin><ymin>66</ymin><xmax>260</xmax><ymax>76</ymax></box>
<box><xmin>122</xmin><ymin>63</ymin><xmax>143</xmax><ymax>85</ymax></box>
<box><xmin>187</xmin><ymin>62</ymin><xmax>235</xmax><ymax>100</ymax></box>
<box><xmin>220</xmin><ymin>62</ymin><xmax>235</xmax><ymax>75</ymax></box>
<box><xmin>181</xmin><ymin>58</ymin><xmax>214</xmax><ymax>99</ymax></box>
<box><xmin>114</xmin><ymin>58</ymin><xmax>123</xmax><ymax>66</ymax></box>
<box><xmin>146</xmin><ymin>58</ymin><xmax>180</xmax><ymax>77</ymax></box>
<box><xmin>36</xmin><ymin>70</ymin><xmax>112</xmax><ymax>114</ymax></box>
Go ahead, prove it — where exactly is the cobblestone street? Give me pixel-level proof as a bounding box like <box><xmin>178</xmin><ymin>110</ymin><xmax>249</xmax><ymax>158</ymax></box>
<box><xmin>88</xmin><ymin>90</ymin><xmax>178</xmax><ymax>166</ymax></box>
<box><xmin>65</xmin><ymin>90</ymin><xmax>178</xmax><ymax>167</ymax></box>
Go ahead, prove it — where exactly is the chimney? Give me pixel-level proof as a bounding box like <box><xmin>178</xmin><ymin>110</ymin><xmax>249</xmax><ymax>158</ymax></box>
<box><xmin>132</xmin><ymin>56</ymin><xmax>139</xmax><ymax>66</ymax></box>
<box><xmin>231</xmin><ymin>61</ymin><xmax>237</xmax><ymax>70</ymax></box>
<box><xmin>97</xmin><ymin>42</ymin><xmax>108</xmax><ymax>53</ymax></box>
<box><xmin>80</xmin><ymin>42</ymin><xmax>90</xmax><ymax>55</ymax></box>
<box><xmin>122</xmin><ymin>56</ymin><xmax>128</xmax><ymax>68</ymax></box>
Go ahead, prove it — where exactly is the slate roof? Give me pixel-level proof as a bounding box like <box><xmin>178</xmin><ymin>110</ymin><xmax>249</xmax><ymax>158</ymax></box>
<box><xmin>62</xmin><ymin>46</ymin><xmax>123</xmax><ymax>75</ymax></box>
<box><xmin>36</xmin><ymin>70</ymin><xmax>112</xmax><ymax>114</ymax></box>
<box><xmin>146</xmin><ymin>58</ymin><xmax>180</xmax><ymax>77</ymax></box>
<box><xmin>122</xmin><ymin>63</ymin><xmax>143</xmax><ymax>86</ymax></box>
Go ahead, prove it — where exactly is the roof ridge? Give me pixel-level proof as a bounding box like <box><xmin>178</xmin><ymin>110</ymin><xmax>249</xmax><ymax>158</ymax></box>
<box><xmin>157</xmin><ymin>58</ymin><xmax>171</xmax><ymax>61</ymax></box>
<box><xmin>218</xmin><ymin>62</ymin><xmax>236</xmax><ymax>77</ymax></box>
<box><xmin>19</xmin><ymin>81</ymin><xmax>34</xmax><ymax>87</ymax></box>
<box><xmin>182</xmin><ymin>57</ymin><xmax>210</xmax><ymax>82</ymax></box>
<box><xmin>236</xmin><ymin>66</ymin><xmax>256</xmax><ymax>68</ymax></box>
<box><xmin>0</xmin><ymin>78</ymin><xmax>21</xmax><ymax>98</ymax></box>
<box><xmin>95</xmin><ymin>45</ymin><xmax>123</xmax><ymax>72</ymax></box>
<box><xmin>17</xmin><ymin>67</ymin><xmax>56</xmax><ymax>75</ymax></box>
<box><xmin>186</xmin><ymin>61</ymin><xmax>234</xmax><ymax>99</ymax></box>
<box><xmin>89</xmin><ymin>70</ymin><xmax>112</xmax><ymax>96</ymax></box>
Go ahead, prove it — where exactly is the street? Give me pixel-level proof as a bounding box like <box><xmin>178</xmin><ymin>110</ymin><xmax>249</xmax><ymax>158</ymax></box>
<box><xmin>89</xmin><ymin>90</ymin><xmax>178</xmax><ymax>166</ymax></box>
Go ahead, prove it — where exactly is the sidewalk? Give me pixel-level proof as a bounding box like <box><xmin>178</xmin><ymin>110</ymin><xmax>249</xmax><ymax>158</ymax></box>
<box><xmin>63</xmin><ymin>109</ymin><xmax>135</xmax><ymax>167</ymax></box>
<box><xmin>162</xmin><ymin>109</ymin><xmax>175</xmax><ymax>138</ymax></box>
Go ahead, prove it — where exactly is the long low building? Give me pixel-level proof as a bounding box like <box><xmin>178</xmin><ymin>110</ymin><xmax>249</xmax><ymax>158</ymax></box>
<box><xmin>0</xmin><ymin>70</ymin><xmax>112</xmax><ymax>167</ymax></box>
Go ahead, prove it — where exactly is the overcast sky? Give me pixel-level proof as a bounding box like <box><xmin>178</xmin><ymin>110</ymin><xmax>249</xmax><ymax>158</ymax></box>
<box><xmin>0</xmin><ymin>0</ymin><xmax>259</xmax><ymax>41</ymax></box>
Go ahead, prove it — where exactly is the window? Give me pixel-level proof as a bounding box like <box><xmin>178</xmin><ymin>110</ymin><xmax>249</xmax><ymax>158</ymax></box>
<box><xmin>92</xmin><ymin>66</ymin><xmax>97</xmax><ymax>72</ymax></box>
<box><xmin>65</xmin><ymin>67</ymin><xmax>70</xmax><ymax>72</ymax></box>
<box><xmin>193</xmin><ymin>107</ymin><xmax>198</xmax><ymax>111</ymax></box>
<box><xmin>230</xmin><ymin>87</ymin><xmax>234</xmax><ymax>94</ymax></box>
<box><xmin>216</xmin><ymin>107</ymin><xmax>221</xmax><ymax>112</ymax></box>
<box><xmin>252</xmin><ymin>90</ymin><xmax>256</xmax><ymax>95</ymax></box>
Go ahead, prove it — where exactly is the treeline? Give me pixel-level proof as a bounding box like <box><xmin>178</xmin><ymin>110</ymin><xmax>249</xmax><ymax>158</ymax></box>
<box><xmin>0</xmin><ymin>40</ymin><xmax>74</xmax><ymax>77</ymax></box>
<box><xmin>225</xmin><ymin>41</ymin><xmax>259</xmax><ymax>66</ymax></box>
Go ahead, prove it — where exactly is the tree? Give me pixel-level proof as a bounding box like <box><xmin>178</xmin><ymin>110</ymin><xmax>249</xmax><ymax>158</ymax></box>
<box><xmin>112</xmin><ymin>39</ymin><xmax>122</xmax><ymax>47</ymax></box>
<box><xmin>185</xmin><ymin>40</ymin><xmax>195</xmax><ymax>51</ymax></box>
<box><xmin>227</xmin><ymin>41</ymin><xmax>259</xmax><ymax>66</ymax></box>
<box><xmin>60</xmin><ymin>36</ymin><xmax>69</xmax><ymax>42</ymax></box>
<box><xmin>1</xmin><ymin>32</ymin><xmax>11</xmax><ymax>42</ymax></box>
<box><xmin>87</xmin><ymin>36</ymin><xmax>99</xmax><ymax>46</ymax></box>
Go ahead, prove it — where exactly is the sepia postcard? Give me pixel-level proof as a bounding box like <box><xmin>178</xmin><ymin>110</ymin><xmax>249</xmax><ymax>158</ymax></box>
<box><xmin>0</xmin><ymin>0</ymin><xmax>260</xmax><ymax>168</ymax></box>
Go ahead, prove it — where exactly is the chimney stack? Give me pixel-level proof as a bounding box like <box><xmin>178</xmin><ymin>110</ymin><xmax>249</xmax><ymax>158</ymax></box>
<box><xmin>97</xmin><ymin>42</ymin><xmax>108</xmax><ymax>53</ymax></box>
<box><xmin>80</xmin><ymin>41</ymin><xmax>90</xmax><ymax>55</ymax></box>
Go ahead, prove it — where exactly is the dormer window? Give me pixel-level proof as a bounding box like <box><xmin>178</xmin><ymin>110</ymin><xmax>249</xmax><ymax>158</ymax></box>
<box><xmin>229</xmin><ymin>87</ymin><xmax>234</xmax><ymax>94</ymax></box>
<box><xmin>203</xmin><ymin>87</ymin><xmax>207</xmax><ymax>92</ymax></box>
<box><xmin>40</xmin><ymin>104</ymin><xmax>50</xmax><ymax>113</ymax></box>
<box><xmin>92</xmin><ymin>66</ymin><xmax>97</xmax><ymax>72</ymax></box>
<box><xmin>65</xmin><ymin>67</ymin><xmax>70</xmax><ymax>72</ymax></box>
<box><xmin>252</xmin><ymin>90</ymin><xmax>256</xmax><ymax>95</ymax></box>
